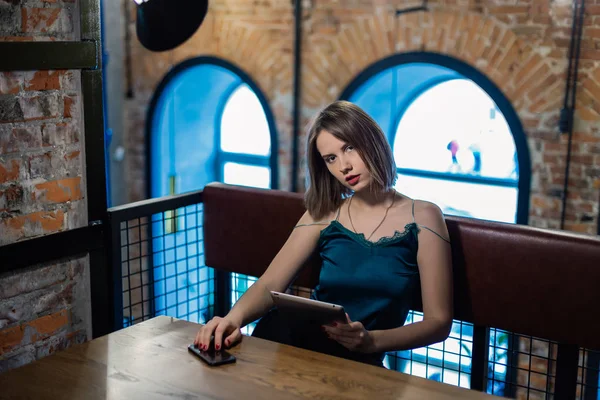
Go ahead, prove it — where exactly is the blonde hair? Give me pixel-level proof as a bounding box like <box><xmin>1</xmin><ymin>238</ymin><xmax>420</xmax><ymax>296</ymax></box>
<box><xmin>304</xmin><ymin>101</ymin><xmax>397</xmax><ymax>220</ymax></box>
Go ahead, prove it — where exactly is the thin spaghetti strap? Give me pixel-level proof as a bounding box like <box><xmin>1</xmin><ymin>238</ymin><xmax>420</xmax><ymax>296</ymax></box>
<box><xmin>294</xmin><ymin>222</ymin><xmax>330</xmax><ymax>228</ymax></box>
<box><xmin>294</xmin><ymin>207</ymin><xmax>341</xmax><ymax>229</ymax></box>
<box><xmin>411</xmin><ymin>199</ymin><xmax>416</xmax><ymax>223</ymax></box>
<box><xmin>418</xmin><ymin>225</ymin><xmax>451</xmax><ymax>243</ymax></box>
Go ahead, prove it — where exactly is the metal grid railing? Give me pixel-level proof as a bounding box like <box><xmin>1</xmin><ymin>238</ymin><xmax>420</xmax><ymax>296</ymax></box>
<box><xmin>386</xmin><ymin>312</ymin><xmax>474</xmax><ymax>389</ymax></box>
<box><xmin>487</xmin><ymin>329</ymin><xmax>558</xmax><ymax>399</ymax></box>
<box><xmin>118</xmin><ymin>216</ymin><xmax>152</xmax><ymax>327</ymax></box>
<box><xmin>231</xmin><ymin>272</ymin><xmax>259</xmax><ymax>335</ymax></box>
<box><xmin>109</xmin><ymin>191</ymin><xmax>215</xmax><ymax>330</ymax></box>
<box><xmin>149</xmin><ymin>204</ymin><xmax>214</xmax><ymax>324</ymax></box>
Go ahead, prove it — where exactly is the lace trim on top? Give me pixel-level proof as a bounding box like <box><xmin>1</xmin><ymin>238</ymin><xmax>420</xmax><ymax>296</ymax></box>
<box><xmin>321</xmin><ymin>220</ymin><xmax>419</xmax><ymax>247</ymax></box>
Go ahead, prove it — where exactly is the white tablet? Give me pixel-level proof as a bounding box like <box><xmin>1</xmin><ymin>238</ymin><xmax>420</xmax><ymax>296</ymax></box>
<box><xmin>270</xmin><ymin>291</ymin><xmax>346</xmax><ymax>325</ymax></box>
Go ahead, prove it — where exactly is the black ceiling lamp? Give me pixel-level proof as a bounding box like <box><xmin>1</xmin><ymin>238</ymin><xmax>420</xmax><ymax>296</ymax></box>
<box><xmin>134</xmin><ymin>0</ymin><xmax>209</xmax><ymax>52</ymax></box>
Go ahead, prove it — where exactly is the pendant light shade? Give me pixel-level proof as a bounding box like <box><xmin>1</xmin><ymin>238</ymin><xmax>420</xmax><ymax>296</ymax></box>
<box><xmin>135</xmin><ymin>0</ymin><xmax>209</xmax><ymax>52</ymax></box>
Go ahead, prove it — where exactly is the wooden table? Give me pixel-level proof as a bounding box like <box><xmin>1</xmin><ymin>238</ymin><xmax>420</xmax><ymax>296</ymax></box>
<box><xmin>0</xmin><ymin>316</ymin><xmax>502</xmax><ymax>399</ymax></box>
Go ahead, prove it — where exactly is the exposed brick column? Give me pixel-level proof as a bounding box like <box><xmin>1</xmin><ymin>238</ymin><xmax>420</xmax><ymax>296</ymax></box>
<box><xmin>0</xmin><ymin>0</ymin><xmax>91</xmax><ymax>372</ymax></box>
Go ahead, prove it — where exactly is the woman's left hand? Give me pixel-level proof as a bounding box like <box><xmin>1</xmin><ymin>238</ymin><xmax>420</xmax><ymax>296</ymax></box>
<box><xmin>322</xmin><ymin>313</ymin><xmax>377</xmax><ymax>353</ymax></box>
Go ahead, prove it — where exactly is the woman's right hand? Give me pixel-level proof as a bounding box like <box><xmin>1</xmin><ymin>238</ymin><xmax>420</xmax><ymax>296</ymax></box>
<box><xmin>193</xmin><ymin>316</ymin><xmax>242</xmax><ymax>351</ymax></box>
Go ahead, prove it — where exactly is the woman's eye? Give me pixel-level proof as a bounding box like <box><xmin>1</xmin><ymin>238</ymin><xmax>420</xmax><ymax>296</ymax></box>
<box><xmin>326</xmin><ymin>156</ymin><xmax>336</xmax><ymax>163</ymax></box>
<box><xmin>345</xmin><ymin>145</ymin><xmax>354</xmax><ymax>152</ymax></box>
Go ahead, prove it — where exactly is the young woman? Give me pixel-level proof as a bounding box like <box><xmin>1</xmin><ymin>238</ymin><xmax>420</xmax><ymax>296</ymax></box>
<box><xmin>194</xmin><ymin>101</ymin><xmax>453</xmax><ymax>367</ymax></box>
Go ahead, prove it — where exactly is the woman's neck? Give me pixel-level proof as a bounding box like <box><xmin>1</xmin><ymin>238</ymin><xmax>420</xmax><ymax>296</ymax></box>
<box><xmin>351</xmin><ymin>187</ymin><xmax>395</xmax><ymax>210</ymax></box>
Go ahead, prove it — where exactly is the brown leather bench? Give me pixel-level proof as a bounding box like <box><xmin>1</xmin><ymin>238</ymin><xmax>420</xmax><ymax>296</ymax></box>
<box><xmin>203</xmin><ymin>182</ymin><xmax>600</xmax><ymax>351</ymax></box>
<box><xmin>202</xmin><ymin>182</ymin><xmax>600</xmax><ymax>396</ymax></box>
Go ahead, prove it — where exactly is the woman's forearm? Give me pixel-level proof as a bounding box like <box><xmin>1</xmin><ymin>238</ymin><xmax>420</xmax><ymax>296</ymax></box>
<box><xmin>370</xmin><ymin>318</ymin><xmax>452</xmax><ymax>353</ymax></box>
<box><xmin>226</xmin><ymin>279</ymin><xmax>274</xmax><ymax>328</ymax></box>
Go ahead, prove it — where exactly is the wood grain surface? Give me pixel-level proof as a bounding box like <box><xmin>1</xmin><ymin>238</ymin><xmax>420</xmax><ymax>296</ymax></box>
<box><xmin>0</xmin><ymin>316</ymin><xmax>503</xmax><ymax>399</ymax></box>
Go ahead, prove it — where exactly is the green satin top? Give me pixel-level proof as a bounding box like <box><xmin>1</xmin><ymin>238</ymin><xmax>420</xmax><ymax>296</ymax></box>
<box><xmin>311</xmin><ymin>200</ymin><xmax>421</xmax><ymax>339</ymax></box>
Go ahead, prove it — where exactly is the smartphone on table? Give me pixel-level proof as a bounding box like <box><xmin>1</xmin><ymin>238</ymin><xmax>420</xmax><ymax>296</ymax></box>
<box><xmin>188</xmin><ymin>340</ymin><xmax>236</xmax><ymax>366</ymax></box>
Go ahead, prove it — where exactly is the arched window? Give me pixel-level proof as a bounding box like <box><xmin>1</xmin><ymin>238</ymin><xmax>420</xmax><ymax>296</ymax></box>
<box><xmin>147</xmin><ymin>57</ymin><xmax>277</xmax><ymax>327</ymax></box>
<box><xmin>149</xmin><ymin>58</ymin><xmax>277</xmax><ymax>199</ymax></box>
<box><xmin>341</xmin><ymin>52</ymin><xmax>531</xmax><ymax>389</ymax></box>
<box><xmin>342</xmin><ymin>53</ymin><xmax>529</xmax><ymax>224</ymax></box>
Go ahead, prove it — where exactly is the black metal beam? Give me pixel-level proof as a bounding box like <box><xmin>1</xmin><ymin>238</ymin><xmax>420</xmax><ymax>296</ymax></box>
<box><xmin>82</xmin><ymin>70</ymin><xmax>108</xmax><ymax>222</ymax></box>
<box><xmin>471</xmin><ymin>325</ymin><xmax>489</xmax><ymax>391</ymax></box>
<box><xmin>0</xmin><ymin>225</ymin><xmax>104</xmax><ymax>274</ymax></box>
<box><xmin>214</xmin><ymin>270</ymin><xmax>232</xmax><ymax>318</ymax></box>
<box><xmin>0</xmin><ymin>42</ymin><xmax>98</xmax><ymax>71</ymax></box>
<box><xmin>80</xmin><ymin>0</ymin><xmax>106</xmax><ymax>225</ymax></box>
<box><xmin>396</xmin><ymin>0</ymin><xmax>428</xmax><ymax>15</ymax></box>
<box><xmin>560</xmin><ymin>0</ymin><xmax>585</xmax><ymax>230</ymax></box>
<box><xmin>81</xmin><ymin>0</ymin><xmax>102</xmax><ymax>48</ymax></box>
<box><xmin>108</xmin><ymin>190</ymin><xmax>204</xmax><ymax>222</ymax></box>
<box><xmin>555</xmin><ymin>343</ymin><xmax>579</xmax><ymax>400</ymax></box>
<box><xmin>395</xmin><ymin>6</ymin><xmax>427</xmax><ymax>15</ymax></box>
<box><xmin>598</xmin><ymin>193</ymin><xmax>600</xmax><ymax>235</ymax></box>
<box><xmin>79</xmin><ymin>0</ymin><xmax>113</xmax><ymax>339</ymax></box>
<box><xmin>81</xmin><ymin>0</ymin><xmax>105</xmax><ymax>222</ymax></box>
<box><xmin>505</xmin><ymin>332</ymin><xmax>519</xmax><ymax>398</ymax></box>
<box><xmin>107</xmin><ymin>211</ymin><xmax>124</xmax><ymax>332</ymax></box>
<box><xmin>89</xmin><ymin>247</ymin><xmax>111</xmax><ymax>338</ymax></box>
<box><xmin>291</xmin><ymin>0</ymin><xmax>302</xmax><ymax>192</ymax></box>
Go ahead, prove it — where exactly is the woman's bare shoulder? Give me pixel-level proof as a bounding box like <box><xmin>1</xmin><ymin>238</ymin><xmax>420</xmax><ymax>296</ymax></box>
<box><xmin>412</xmin><ymin>199</ymin><xmax>450</xmax><ymax>242</ymax></box>
<box><xmin>412</xmin><ymin>199</ymin><xmax>444</xmax><ymax>221</ymax></box>
<box><xmin>391</xmin><ymin>192</ymin><xmax>447</xmax><ymax>232</ymax></box>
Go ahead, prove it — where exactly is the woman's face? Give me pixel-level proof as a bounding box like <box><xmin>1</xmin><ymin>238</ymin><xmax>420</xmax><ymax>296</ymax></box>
<box><xmin>315</xmin><ymin>129</ymin><xmax>371</xmax><ymax>192</ymax></box>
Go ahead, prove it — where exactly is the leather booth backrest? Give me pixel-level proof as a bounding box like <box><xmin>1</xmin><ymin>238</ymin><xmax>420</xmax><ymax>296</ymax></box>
<box><xmin>203</xmin><ymin>183</ymin><xmax>600</xmax><ymax>350</ymax></box>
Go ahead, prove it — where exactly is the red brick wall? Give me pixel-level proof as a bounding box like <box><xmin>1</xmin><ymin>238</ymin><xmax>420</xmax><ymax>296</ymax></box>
<box><xmin>0</xmin><ymin>0</ymin><xmax>91</xmax><ymax>372</ymax></box>
<box><xmin>0</xmin><ymin>0</ymin><xmax>78</xmax><ymax>42</ymax></box>
<box><xmin>0</xmin><ymin>69</ymin><xmax>86</xmax><ymax>244</ymax></box>
<box><xmin>120</xmin><ymin>0</ymin><xmax>599</xmax><ymax>235</ymax></box>
<box><xmin>0</xmin><ymin>257</ymin><xmax>90</xmax><ymax>373</ymax></box>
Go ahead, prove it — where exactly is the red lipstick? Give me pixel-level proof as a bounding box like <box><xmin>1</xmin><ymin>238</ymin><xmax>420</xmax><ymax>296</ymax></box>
<box><xmin>346</xmin><ymin>174</ymin><xmax>360</xmax><ymax>186</ymax></box>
